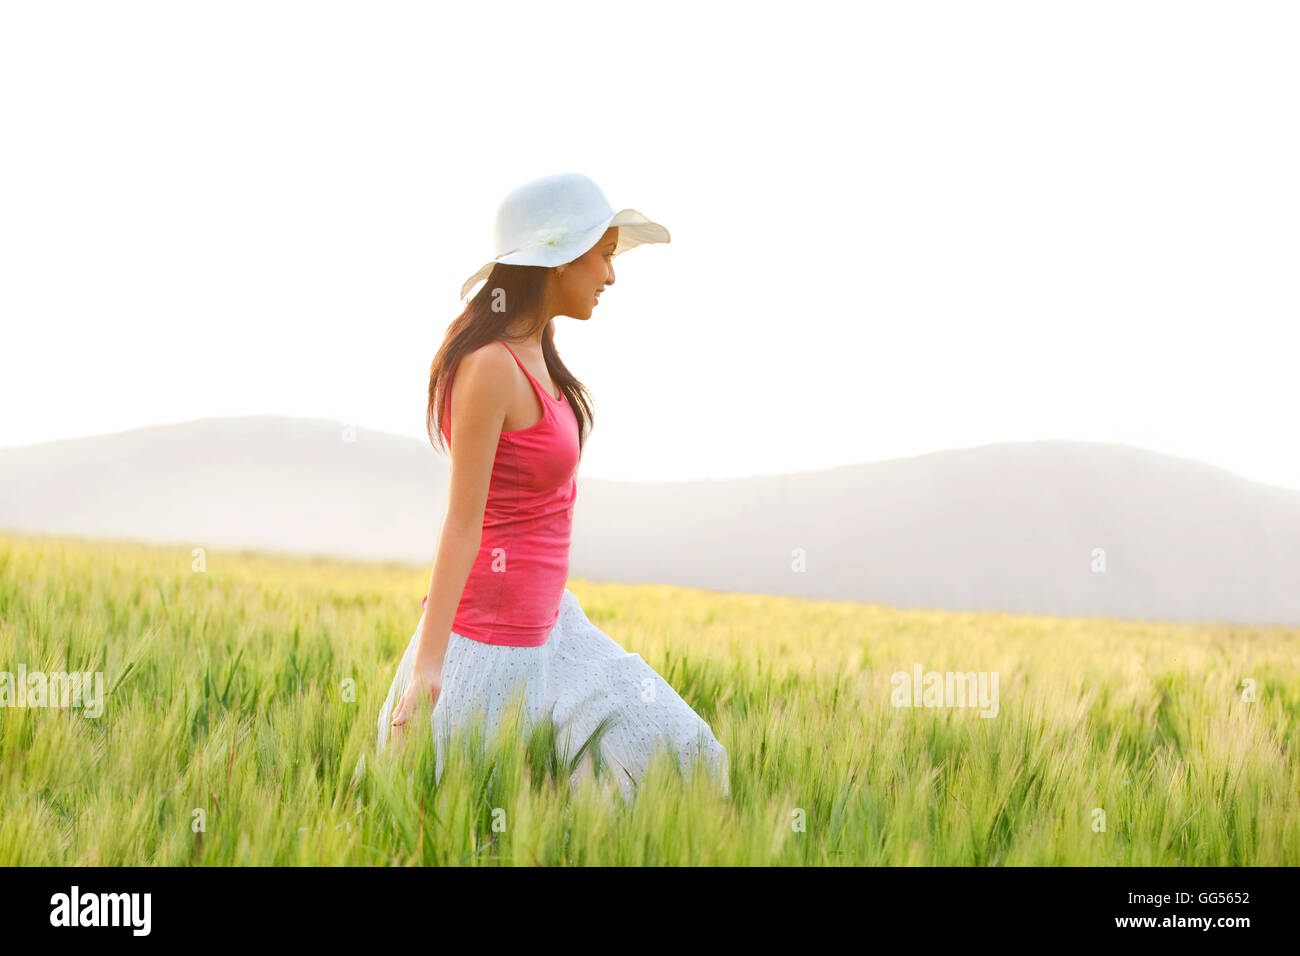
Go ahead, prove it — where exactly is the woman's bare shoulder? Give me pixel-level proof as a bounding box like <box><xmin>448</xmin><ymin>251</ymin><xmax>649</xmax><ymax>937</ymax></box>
<box><xmin>452</xmin><ymin>340</ymin><xmax>517</xmax><ymax>391</ymax></box>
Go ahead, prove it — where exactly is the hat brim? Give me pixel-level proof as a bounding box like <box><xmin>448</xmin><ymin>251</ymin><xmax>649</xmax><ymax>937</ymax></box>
<box><xmin>459</xmin><ymin>208</ymin><xmax>669</xmax><ymax>300</ymax></box>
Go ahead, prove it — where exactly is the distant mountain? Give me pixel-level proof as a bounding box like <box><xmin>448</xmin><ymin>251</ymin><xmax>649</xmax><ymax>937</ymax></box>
<box><xmin>3</xmin><ymin>415</ymin><xmax>1298</xmax><ymax>626</ymax></box>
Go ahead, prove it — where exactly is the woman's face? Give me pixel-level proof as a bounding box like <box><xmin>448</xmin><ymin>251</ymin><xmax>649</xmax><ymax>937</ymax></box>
<box><xmin>551</xmin><ymin>227</ymin><xmax>617</xmax><ymax>320</ymax></box>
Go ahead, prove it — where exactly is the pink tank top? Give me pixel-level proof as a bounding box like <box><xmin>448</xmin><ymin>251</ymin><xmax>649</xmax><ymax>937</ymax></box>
<box><xmin>421</xmin><ymin>338</ymin><xmax>580</xmax><ymax>646</ymax></box>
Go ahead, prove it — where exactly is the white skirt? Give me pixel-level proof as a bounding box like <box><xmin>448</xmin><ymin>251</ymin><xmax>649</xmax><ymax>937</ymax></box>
<box><xmin>376</xmin><ymin>588</ymin><xmax>730</xmax><ymax>800</ymax></box>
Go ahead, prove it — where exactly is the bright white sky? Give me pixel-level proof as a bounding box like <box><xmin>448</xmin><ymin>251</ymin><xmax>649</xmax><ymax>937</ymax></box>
<box><xmin>2</xmin><ymin>1</ymin><xmax>1297</xmax><ymax>489</ymax></box>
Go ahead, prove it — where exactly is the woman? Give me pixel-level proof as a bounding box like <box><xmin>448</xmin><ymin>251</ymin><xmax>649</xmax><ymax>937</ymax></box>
<box><xmin>376</xmin><ymin>172</ymin><xmax>729</xmax><ymax>801</ymax></box>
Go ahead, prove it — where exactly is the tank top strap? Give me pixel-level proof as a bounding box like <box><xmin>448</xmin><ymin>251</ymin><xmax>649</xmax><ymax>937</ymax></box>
<box><xmin>496</xmin><ymin>338</ymin><xmax>559</xmax><ymax>403</ymax></box>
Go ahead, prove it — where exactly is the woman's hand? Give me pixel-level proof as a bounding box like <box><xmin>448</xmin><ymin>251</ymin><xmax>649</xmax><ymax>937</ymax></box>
<box><xmin>389</xmin><ymin>657</ymin><xmax>443</xmax><ymax>743</ymax></box>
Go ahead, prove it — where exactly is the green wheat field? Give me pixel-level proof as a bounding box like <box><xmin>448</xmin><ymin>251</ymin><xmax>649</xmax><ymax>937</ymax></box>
<box><xmin>1</xmin><ymin>531</ymin><xmax>1296</xmax><ymax>865</ymax></box>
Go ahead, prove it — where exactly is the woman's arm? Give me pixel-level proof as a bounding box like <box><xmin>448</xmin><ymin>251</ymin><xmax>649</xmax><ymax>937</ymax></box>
<box><xmin>390</xmin><ymin>343</ymin><xmax>516</xmax><ymax>736</ymax></box>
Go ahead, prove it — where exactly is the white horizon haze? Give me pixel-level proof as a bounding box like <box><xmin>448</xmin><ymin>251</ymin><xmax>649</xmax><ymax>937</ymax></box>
<box><xmin>2</xmin><ymin>1</ymin><xmax>1296</xmax><ymax>489</ymax></box>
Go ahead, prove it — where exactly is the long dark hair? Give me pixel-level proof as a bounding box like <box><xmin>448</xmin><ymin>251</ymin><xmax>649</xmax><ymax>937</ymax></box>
<box><xmin>426</xmin><ymin>262</ymin><xmax>593</xmax><ymax>455</ymax></box>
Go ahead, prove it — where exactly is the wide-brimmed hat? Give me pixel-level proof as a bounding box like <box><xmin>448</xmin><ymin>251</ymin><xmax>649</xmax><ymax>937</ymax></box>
<box><xmin>460</xmin><ymin>172</ymin><xmax>669</xmax><ymax>299</ymax></box>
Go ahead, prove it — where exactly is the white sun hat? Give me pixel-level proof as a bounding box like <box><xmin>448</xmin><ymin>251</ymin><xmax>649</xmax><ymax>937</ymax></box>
<box><xmin>459</xmin><ymin>172</ymin><xmax>670</xmax><ymax>300</ymax></box>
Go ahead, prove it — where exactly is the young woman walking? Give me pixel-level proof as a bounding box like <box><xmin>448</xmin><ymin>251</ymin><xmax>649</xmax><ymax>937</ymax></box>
<box><xmin>376</xmin><ymin>172</ymin><xmax>729</xmax><ymax>801</ymax></box>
